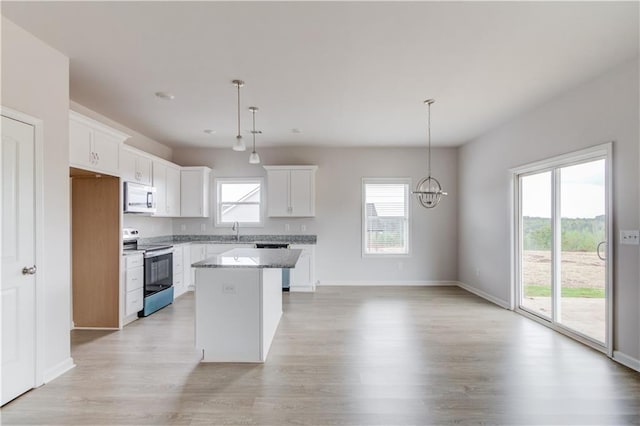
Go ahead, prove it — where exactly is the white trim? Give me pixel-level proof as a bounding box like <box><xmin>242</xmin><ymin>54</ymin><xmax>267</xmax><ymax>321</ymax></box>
<box><xmin>455</xmin><ymin>281</ymin><xmax>511</xmax><ymax>309</ymax></box>
<box><xmin>214</xmin><ymin>177</ymin><xmax>265</xmax><ymax>227</ymax></box>
<box><xmin>510</xmin><ymin>142</ymin><xmax>613</xmax><ymax>355</ymax></box>
<box><xmin>613</xmin><ymin>351</ymin><xmax>640</xmax><ymax>372</ymax></box>
<box><xmin>361</xmin><ymin>177</ymin><xmax>412</xmax><ymax>258</ymax></box>
<box><xmin>43</xmin><ymin>357</ymin><xmax>75</xmax><ymax>384</ymax></box>
<box><xmin>319</xmin><ymin>280</ymin><xmax>457</xmax><ymax>287</ymax></box>
<box><xmin>1</xmin><ymin>106</ymin><xmax>50</xmax><ymax>389</ymax></box>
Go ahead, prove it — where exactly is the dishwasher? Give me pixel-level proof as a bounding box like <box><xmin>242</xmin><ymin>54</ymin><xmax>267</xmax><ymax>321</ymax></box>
<box><xmin>254</xmin><ymin>243</ymin><xmax>291</xmax><ymax>291</ymax></box>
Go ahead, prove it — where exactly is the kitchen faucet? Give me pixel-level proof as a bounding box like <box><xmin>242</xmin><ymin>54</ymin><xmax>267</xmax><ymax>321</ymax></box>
<box><xmin>232</xmin><ymin>221</ymin><xmax>240</xmax><ymax>242</ymax></box>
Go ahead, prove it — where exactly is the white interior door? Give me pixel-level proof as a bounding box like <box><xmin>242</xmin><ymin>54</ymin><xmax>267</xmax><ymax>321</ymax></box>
<box><xmin>1</xmin><ymin>115</ymin><xmax>37</xmax><ymax>405</ymax></box>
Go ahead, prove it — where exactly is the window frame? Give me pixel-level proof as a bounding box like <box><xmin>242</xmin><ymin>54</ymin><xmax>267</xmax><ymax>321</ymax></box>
<box><xmin>361</xmin><ymin>177</ymin><xmax>411</xmax><ymax>258</ymax></box>
<box><xmin>215</xmin><ymin>177</ymin><xmax>265</xmax><ymax>227</ymax></box>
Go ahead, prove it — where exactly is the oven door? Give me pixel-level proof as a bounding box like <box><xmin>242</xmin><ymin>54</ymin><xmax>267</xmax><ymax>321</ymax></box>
<box><xmin>144</xmin><ymin>250</ymin><xmax>173</xmax><ymax>296</ymax></box>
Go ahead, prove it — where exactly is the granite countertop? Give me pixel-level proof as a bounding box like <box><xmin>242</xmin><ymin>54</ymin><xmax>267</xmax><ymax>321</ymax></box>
<box><xmin>140</xmin><ymin>234</ymin><xmax>317</xmax><ymax>245</ymax></box>
<box><xmin>192</xmin><ymin>248</ymin><xmax>302</xmax><ymax>269</ymax></box>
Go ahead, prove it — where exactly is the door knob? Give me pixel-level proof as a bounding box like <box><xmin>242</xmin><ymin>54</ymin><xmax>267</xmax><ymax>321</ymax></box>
<box><xmin>22</xmin><ymin>265</ymin><xmax>37</xmax><ymax>275</ymax></box>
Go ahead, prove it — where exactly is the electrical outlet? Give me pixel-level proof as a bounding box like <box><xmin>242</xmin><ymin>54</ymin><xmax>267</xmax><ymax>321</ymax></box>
<box><xmin>222</xmin><ymin>283</ymin><xmax>236</xmax><ymax>294</ymax></box>
<box><xmin>620</xmin><ymin>230</ymin><xmax>640</xmax><ymax>245</ymax></box>
<box><xmin>301</xmin><ymin>224</ymin><xmax>307</xmax><ymax>232</ymax></box>
<box><xmin>476</xmin><ymin>268</ymin><xmax>481</xmax><ymax>277</ymax></box>
<box><xmin>200</xmin><ymin>223</ymin><xmax>206</xmax><ymax>232</ymax></box>
<box><xmin>398</xmin><ymin>261</ymin><xmax>404</xmax><ymax>271</ymax></box>
<box><xmin>285</xmin><ymin>224</ymin><xmax>290</xmax><ymax>232</ymax></box>
<box><xmin>180</xmin><ymin>224</ymin><xmax>186</xmax><ymax>232</ymax></box>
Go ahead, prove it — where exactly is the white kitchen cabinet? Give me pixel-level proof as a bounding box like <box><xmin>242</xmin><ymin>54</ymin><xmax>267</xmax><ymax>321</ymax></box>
<box><xmin>153</xmin><ymin>160</ymin><xmax>167</xmax><ymax>216</ymax></box>
<box><xmin>182</xmin><ymin>244</ymin><xmax>192</xmax><ymax>290</ymax></box>
<box><xmin>69</xmin><ymin>110</ymin><xmax>129</xmax><ymax>176</ymax></box>
<box><xmin>181</xmin><ymin>167</ymin><xmax>211</xmax><ymax>217</ymax></box>
<box><xmin>166</xmin><ymin>165</ymin><xmax>181</xmax><ymax>217</ymax></box>
<box><xmin>264</xmin><ymin>166</ymin><xmax>317</xmax><ymax>217</ymax></box>
<box><xmin>120</xmin><ymin>146</ymin><xmax>153</xmax><ymax>185</ymax></box>
<box><xmin>289</xmin><ymin>244</ymin><xmax>316</xmax><ymax>292</ymax></box>
<box><xmin>190</xmin><ymin>244</ymin><xmax>207</xmax><ymax>287</ymax></box>
<box><xmin>173</xmin><ymin>245</ymin><xmax>186</xmax><ymax>298</ymax></box>
<box><xmin>123</xmin><ymin>253</ymin><xmax>144</xmax><ymax>319</ymax></box>
<box><xmin>153</xmin><ymin>160</ymin><xmax>181</xmax><ymax>217</ymax></box>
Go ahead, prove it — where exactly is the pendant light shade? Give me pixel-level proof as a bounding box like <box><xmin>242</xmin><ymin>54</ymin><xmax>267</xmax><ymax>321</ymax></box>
<box><xmin>248</xmin><ymin>106</ymin><xmax>261</xmax><ymax>164</ymax></box>
<box><xmin>232</xmin><ymin>80</ymin><xmax>246</xmax><ymax>151</ymax></box>
<box><xmin>413</xmin><ymin>99</ymin><xmax>447</xmax><ymax>209</ymax></box>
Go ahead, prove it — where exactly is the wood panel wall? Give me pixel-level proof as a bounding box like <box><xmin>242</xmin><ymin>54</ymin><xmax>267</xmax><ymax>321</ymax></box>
<box><xmin>71</xmin><ymin>175</ymin><xmax>120</xmax><ymax>328</ymax></box>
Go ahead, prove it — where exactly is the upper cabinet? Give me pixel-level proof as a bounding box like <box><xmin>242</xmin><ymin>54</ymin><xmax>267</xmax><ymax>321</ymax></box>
<box><xmin>152</xmin><ymin>159</ymin><xmax>181</xmax><ymax>217</ymax></box>
<box><xmin>69</xmin><ymin>111</ymin><xmax>129</xmax><ymax>176</ymax></box>
<box><xmin>181</xmin><ymin>166</ymin><xmax>211</xmax><ymax>217</ymax></box>
<box><xmin>264</xmin><ymin>166</ymin><xmax>317</xmax><ymax>217</ymax></box>
<box><xmin>120</xmin><ymin>146</ymin><xmax>153</xmax><ymax>186</ymax></box>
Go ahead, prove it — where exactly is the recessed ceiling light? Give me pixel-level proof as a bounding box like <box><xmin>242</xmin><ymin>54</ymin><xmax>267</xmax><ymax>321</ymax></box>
<box><xmin>291</xmin><ymin>128</ymin><xmax>302</xmax><ymax>134</ymax></box>
<box><xmin>155</xmin><ymin>91</ymin><xmax>175</xmax><ymax>100</ymax></box>
<box><xmin>203</xmin><ymin>129</ymin><xmax>216</xmax><ymax>135</ymax></box>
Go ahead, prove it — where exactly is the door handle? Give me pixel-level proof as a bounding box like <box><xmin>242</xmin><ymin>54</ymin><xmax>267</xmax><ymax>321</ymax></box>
<box><xmin>596</xmin><ymin>241</ymin><xmax>607</xmax><ymax>261</ymax></box>
<box><xmin>22</xmin><ymin>265</ymin><xmax>37</xmax><ymax>275</ymax></box>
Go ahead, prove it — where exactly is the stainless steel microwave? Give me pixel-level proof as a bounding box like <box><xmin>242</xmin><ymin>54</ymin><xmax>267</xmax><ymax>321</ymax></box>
<box><xmin>123</xmin><ymin>182</ymin><xmax>156</xmax><ymax>214</ymax></box>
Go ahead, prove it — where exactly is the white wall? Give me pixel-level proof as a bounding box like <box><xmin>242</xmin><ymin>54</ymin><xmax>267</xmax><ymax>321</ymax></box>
<box><xmin>173</xmin><ymin>147</ymin><xmax>458</xmax><ymax>284</ymax></box>
<box><xmin>458</xmin><ymin>59</ymin><xmax>639</xmax><ymax>361</ymax></box>
<box><xmin>1</xmin><ymin>17</ymin><xmax>73</xmax><ymax>378</ymax></box>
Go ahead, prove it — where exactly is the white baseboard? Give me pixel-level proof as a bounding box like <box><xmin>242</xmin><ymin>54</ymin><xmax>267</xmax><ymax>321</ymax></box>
<box><xmin>613</xmin><ymin>350</ymin><xmax>640</xmax><ymax>372</ymax></box>
<box><xmin>318</xmin><ymin>280</ymin><xmax>458</xmax><ymax>287</ymax></box>
<box><xmin>43</xmin><ymin>357</ymin><xmax>75</xmax><ymax>384</ymax></box>
<box><xmin>455</xmin><ymin>281</ymin><xmax>511</xmax><ymax>309</ymax></box>
<box><xmin>289</xmin><ymin>286</ymin><xmax>316</xmax><ymax>293</ymax></box>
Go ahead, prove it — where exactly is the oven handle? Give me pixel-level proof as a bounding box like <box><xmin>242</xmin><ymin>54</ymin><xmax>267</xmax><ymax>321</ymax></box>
<box><xmin>144</xmin><ymin>248</ymin><xmax>174</xmax><ymax>258</ymax></box>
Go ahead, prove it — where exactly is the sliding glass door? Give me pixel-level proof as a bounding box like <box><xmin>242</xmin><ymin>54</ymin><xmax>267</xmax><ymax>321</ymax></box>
<box><xmin>515</xmin><ymin>145</ymin><xmax>611</xmax><ymax>351</ymax></box>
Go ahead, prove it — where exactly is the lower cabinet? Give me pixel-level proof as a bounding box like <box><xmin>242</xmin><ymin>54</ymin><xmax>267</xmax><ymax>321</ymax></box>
<box><xmin>289</xmin><ymin>244</ymin><xmax>315</xmax><ymax>292</ymax></box>
<box><xmin>124</xmin><ymin>254</ymin><xmax>144</xmax><ymax>320</ymax></box>
<box><xmin>173</xmin><ymin>245</ymin><xmax>186</xmax><ymax>298</ymax></box>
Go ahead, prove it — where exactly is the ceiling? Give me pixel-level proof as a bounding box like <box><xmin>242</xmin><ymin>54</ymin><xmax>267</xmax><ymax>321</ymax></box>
<box><xmin>2</xmin><ymin>2</ymin><xmax>638</xmax><ymax>149</ymax></box>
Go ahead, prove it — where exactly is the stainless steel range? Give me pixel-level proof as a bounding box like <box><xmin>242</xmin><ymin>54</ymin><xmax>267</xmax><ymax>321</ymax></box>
<box><xmin>123</xmin><ymin>228</ymin><xmax>174</xmax><ymax>317</ymax></box>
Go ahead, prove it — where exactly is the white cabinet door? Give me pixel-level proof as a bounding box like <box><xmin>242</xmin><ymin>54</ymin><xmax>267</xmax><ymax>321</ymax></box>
<box><xmin>166</xmin><ymin>165</ymin><xmax>181</xmax><ymax>217</ymax></box>
<box><xmin>265</xmin><ymin>166</ymin><xmax>317</xmax><ymax>217</ymax></box>
<box><xmin>69</xmin><ymin>118</ymin><xmax>92</xmax><ymax>167</ymax></box>
<box><xmin>266</xmin><ymin>170</ymin><xmax>290</xmax><ymax>216</ymax></box>
<box><xmin>153</xmin><ymin>160</ymin><xmax>167</xmax><ymax>216</ymax></box>
<box><xmin>181</xmin><ymin>167</ymin><xmax>211</xmax><ymax>217</ymax></box>
<box><xmin>290</xmin><ymin>169</ymin><xmax>314</xmax><ymax>217</ymax></box>
<box><xmin>125</xmin><ymin>289</ymin><xmax>143</xmax><ymax>317</ymax></box>
<box><xmin>69</xmin><ymin>111</ymin><xmax>127</xmax><ymax>175</ymax></box>
<box><xmin>120</xmin><ymin>148</ymin><xmax>153</xmax><ymax>185</ymax></box>
<box><xmin>182</xmin><ymin>245</ymin><xmax>192</xmax><ymax>289</ymax></box>
<box><xmin>136</xmin><ymin>156</ymin><xmax>153</xmax><ymax>186</ymax></box>
<box><xmin>289</xmin><ymin>245</ymin><xmax>315</xmax><ymax>291</ymax></box>
<box><xmin>92</xmin><ymin>130</ymin><xmax>120</xmax><ymax>175</ymax></box>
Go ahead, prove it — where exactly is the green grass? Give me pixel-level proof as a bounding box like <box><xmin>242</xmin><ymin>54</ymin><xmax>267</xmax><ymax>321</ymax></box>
<box><xmin>524</xmin><ymin>285</ymin><xmax>605</xmax><ymax>298</ymax></box>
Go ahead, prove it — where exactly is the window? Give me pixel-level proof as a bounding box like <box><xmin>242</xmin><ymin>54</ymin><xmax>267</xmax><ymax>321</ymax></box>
<box><xmin>362</xmin><ymin>178</ymin><xmax>410</xmax><ymax>256</ymax></box>
<box><xmin>216</xmin><ymin>178</ymin><xmax>263</xmax><ymax>226</ymax></box>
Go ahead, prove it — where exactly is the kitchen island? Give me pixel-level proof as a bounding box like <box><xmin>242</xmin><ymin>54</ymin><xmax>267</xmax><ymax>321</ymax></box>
<box><xmin>192</xmin><ymin>248</ymin><xmax>302</xmax><ymax>362</ymax></box>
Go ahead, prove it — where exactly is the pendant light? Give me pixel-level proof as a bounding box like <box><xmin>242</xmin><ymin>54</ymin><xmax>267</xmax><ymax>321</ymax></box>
<box><xmin>248</xmin><ymin>106</ymin><xmax>261</xmax><ymax>164</ymax></box>
<box><xmin>413</xmin><ymin>99</ymin><xmax>447</xmax><ymax>209</ymax></box>
<box><xmin>232</xmin><ymin>79</ymin><xmax>246</xmax><ymax>151</ymax></box>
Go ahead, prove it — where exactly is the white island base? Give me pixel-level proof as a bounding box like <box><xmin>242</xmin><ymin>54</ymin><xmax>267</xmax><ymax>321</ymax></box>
<box><xmin>195</xmin><ymin>267</ymin><xmax>283</xmax><ymax>363</ymax></box>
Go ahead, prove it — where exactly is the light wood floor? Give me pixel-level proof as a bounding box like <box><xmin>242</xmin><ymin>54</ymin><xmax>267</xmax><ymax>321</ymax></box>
<box><xmin>2</xmin><ymin>286</ymin><xmax>639</xmax><ymax>425</ymax></box>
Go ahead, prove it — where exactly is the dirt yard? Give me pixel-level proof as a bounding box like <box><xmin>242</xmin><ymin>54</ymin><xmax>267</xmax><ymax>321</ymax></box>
<box><xmin>523</xmin><ymin>250</ymin><xmax>605</xmax><ymax>288</ymax></box>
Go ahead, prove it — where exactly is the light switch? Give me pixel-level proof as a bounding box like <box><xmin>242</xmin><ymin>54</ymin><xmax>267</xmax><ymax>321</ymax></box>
<box><xmin>222</xmin><ymin>283</ymin><xmax>236</xmax><ymax>294</ymax></box>
<box><xmin>620</xmin><ymin>230</ymin><xmax>640</xmax><ymax>245</ymax></box>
